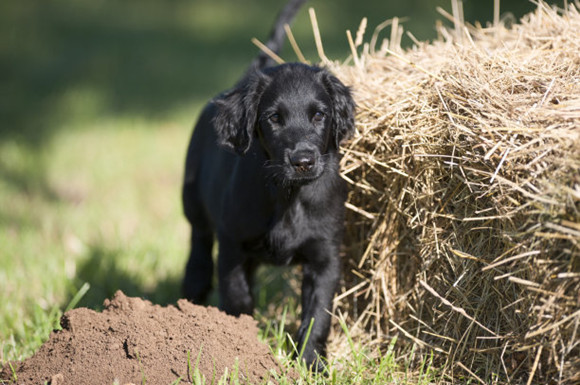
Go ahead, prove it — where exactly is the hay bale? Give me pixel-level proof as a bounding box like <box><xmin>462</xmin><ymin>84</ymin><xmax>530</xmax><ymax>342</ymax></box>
<box><xmin>328</xmin><ymin>2</ymin><xmax>579</xmax><ymax>384</ymax></box>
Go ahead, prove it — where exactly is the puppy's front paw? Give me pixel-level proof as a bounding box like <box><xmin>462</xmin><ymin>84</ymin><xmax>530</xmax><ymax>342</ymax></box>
<box><xmin>295</xmin><ymin>341</ymin><xmax>328</xmax><ymax>374</ymax></box>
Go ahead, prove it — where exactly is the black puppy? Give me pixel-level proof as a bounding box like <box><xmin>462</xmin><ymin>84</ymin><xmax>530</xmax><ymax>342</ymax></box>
<box><xmin>182</xmin><ymin>0</ymin><xmax>355</xmax><ymax>369</ymax></box>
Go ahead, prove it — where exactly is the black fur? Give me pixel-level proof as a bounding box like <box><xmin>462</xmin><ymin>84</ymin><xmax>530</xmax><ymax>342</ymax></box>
<box><xmin>181</xmin><ymin>0</ymin><xmax>355</xmax><ymax>370</ymax></box>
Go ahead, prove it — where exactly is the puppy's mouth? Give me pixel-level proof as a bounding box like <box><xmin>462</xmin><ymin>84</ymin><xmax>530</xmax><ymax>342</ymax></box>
<box><xmin>286</xmin><ymin>165</ymin><xmax>323</xmax><ymax>183</ymax></box>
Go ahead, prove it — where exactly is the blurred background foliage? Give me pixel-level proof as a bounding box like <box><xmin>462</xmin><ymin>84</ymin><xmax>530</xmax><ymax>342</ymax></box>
<box><xmin>0</xmin><ymin>0</ymin><xmax>558</xmax><ymax>149</ymax></box>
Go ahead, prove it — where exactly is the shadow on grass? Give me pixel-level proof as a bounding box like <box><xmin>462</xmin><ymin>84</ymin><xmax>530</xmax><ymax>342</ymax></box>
<box><xmin>1</xmin><ymin>1</ymin><xmax>257</xmax><ymax>145</ymax></box>
<box><xmin>71</xmin><ymin>245</ymin><xmax>182</xmax><ymax>310</ymax></box>
<box><xmin>67</xmin><ymin>241</ymin><xmax>301</xmax><ymax>325</ymax></box>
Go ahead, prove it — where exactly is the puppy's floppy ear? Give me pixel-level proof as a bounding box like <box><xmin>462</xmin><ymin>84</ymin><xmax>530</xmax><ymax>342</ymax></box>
<box><xmin>213</xmin><ymin>71</ymin><xmax>269</xmax><ymax>155</ymax></box>
<box><xmin>320</xmin><ymin>70</ymin><xmax>356</xmax><ymax>147</ymax></box>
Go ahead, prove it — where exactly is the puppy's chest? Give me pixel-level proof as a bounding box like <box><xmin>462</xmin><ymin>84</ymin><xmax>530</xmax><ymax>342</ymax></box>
<box><xmin>245</xmin><ymin>201</ymin><xmax>316</xmax><ymax>264</ymax></box>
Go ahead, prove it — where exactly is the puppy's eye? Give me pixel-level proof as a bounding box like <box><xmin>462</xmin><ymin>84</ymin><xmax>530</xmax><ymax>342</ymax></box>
<box><xmin>312</xmin><ymin>111</ymin><xmax>325</xmax><ymax>123</ymax></box>
<box><xmin>269</xmin><ymin>113</ymin><xmax>280</xmax><ymax>124</ymax></box>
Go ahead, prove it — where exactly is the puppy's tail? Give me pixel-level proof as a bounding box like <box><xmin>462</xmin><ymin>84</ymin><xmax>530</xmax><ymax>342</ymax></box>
<box><xmin>252</xmin><ymin>0</ymin><xmax>307</xmax><ymax>70</ymax></box>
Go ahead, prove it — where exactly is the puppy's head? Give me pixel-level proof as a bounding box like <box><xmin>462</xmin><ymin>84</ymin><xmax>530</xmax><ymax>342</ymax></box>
<box><xmin>214</xmin><ymin>63</ymin><xmax>355</xmax><ymax>184</ymax></box>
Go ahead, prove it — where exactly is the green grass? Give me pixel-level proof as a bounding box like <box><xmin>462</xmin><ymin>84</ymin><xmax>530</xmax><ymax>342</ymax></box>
<box><xmin>0</xmin><ymin>111</ymin><xmax>194</xmax><ymax>360</ymax></box>
<box><xmin>259</xmin><ymin>310</ymin><xmax>440</xmax><ymax>385</ymax></box>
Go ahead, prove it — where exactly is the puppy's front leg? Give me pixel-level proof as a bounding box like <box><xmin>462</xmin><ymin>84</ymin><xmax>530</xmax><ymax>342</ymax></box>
<box><xmin>297</xmin><ymin>243</ymin><xmax>341</xmax><ymax>371</ymax></box>
<box><xmin>217</xmin><ymin>235</ymin><xmax>254</xmax><ymax>316</ymax></box>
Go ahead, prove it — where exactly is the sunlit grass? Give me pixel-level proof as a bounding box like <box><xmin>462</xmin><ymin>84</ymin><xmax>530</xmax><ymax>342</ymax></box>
<box><xmin>0</xmin><ymin>104</ymin><xmax>197</xmax><ymax>362</ymax></box>
<box><xmin>257</xmin><ymin>307</ymin><xmax>439</xmax><ymax>385</ymax></box>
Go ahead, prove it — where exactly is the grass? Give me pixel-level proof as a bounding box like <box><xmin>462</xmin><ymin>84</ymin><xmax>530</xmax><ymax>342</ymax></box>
<box><xmin>0</xmin><ymin>113</ymin><xmax>193</xmax><ymax>361</ymax></box>
<box><xmin>259</xmin><ymin>310</ymin><xmax>440</xmax><ymax>384</ymax></box>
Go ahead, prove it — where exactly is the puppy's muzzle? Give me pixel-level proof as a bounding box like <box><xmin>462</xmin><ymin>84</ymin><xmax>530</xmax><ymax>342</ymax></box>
<box><xmin>290</xmin><ymin>149</ymin><xmax>316</xmax><ymax>173</ymax></box>
<box><xmin>284</xmin><ymin>143</ymin><xmax>323</xmax><ymax>182</ymax></box>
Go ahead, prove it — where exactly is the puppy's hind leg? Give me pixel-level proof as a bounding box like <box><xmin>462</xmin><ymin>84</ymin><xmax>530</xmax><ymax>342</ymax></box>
<box><xmin>182</xmin><ymin>184</ymin><xmax>214</xmax><ymax>304</ymax></box>
<box><xmin>216</xmin><ymin>234</ymin><xmax>255</xmax><ymax>316</ymax></box>
<box><xmin>183</xmin><ymin>229</ymin><xmax>214</xmax><ymax>304</ymax></box>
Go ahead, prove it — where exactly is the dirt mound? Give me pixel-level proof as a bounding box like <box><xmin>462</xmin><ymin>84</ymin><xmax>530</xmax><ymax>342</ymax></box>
<box><xmin>1</xmin><ymin>291</ymin><xmax>281</xmax><ymax>384</ymax></box>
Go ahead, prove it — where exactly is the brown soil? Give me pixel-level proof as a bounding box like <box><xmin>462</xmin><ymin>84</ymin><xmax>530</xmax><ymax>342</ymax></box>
<box><xmin>1</xmin><ymin>291</ymin><xmax>282</xmax><ymax>384</ymax></box>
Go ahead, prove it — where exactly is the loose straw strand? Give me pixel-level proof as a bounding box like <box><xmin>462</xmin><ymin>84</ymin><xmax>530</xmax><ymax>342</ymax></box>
<box><xmin>251</xmin><ymin>38</ymin><xmax>285</xmax><ymax>65</ymax></box>
<box><xmin>309</xmin><ymin>7</ymin><xmax>330</xmax><ymax>64</ymax></box>
<box><xmin>284</xmin><ymin>24</ymin><xmax>309</xmax><ymax>64</ymax></box>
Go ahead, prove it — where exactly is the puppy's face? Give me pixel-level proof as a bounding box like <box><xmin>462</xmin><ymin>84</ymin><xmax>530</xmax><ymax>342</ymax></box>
<box><xmin>214</xmin><ymin>63</ymin><xmax>355</xmax><ymax>185</ymax></box>
<box><xmin>257</xmin><ymin>68</ymin><xmax>333</xmax><ymax>184</ymax></box>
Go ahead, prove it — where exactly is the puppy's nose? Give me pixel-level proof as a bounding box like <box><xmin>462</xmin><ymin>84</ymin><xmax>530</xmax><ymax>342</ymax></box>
<box><xmin>290</xmin><ymin>151</ymin><xmax>316</xmax><ymax>173</ymax></box>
